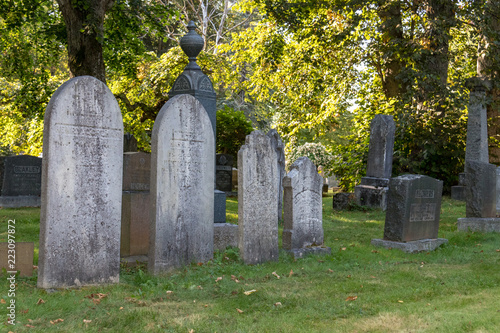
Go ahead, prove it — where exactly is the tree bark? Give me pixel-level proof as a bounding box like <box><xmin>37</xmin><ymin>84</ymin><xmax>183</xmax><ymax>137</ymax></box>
<box><xmin>57</xmin><ymin>0</ymin><xmax>114</xmax><ymax>83</ymax></box>
<box><xmin>377</xmin><ymin>0</ymin><xmax>407</xmax><ymax>99</ymax></box>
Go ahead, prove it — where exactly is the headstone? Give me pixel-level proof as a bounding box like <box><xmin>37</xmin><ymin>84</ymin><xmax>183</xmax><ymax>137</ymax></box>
<box><xmin>216</xmin><ymin>154</ymin><xmax>234</xmax><ymax>192</ymax></box>
<box><xmin>371</xmin><ymin>174</ymin><xmax>448</xmax><ymax>253</ymax></box>
<box><xmin>332</xmin><ymin>192</ymin><xmax>355</xmax><ymax>211</ymax></box>
<box><xmin>282</xmin><ymin>157</ymin><xmax>331</xmax><ymax>258</ymax></box>
<box><xmin>457</xmin><ymin>161</ymin><xmax>500</xmax><ymax>232</ymax></box>
<box><xmin>123</xmin><ymin>133</ymin><xmax>138</xmax><ymax>152</ymax></box>
<box><xmin>355</xmin><ymin>115</ymin><xmax>395</xmax><ymax>209</ymax></box>
<box><xmin>267</xmin><ymin>129</ymin><xmax>286</xmax><ymax>220</ymax></box>
<box><xmin>238</xmin><ymin>131</ymin><xmax>278</xmax><ymax>264</ymax></box>
<box><xmin>121</xmin><ymin>152</ymin><xmax>151</xmax><ymax>257</ymax></box>
<box><xmin>169</xmin><ymin>21</ymin><xmax>226</xmax><ymax>227</ymax></box>
<box><xmin>38</xmin><ymin>76</ymin><xmax>123</xmax><ymax>289</ymax></box>
<box><xmin>0</xmin><ymin>242</ymin><xmax>34</xmax><ymax>277</ymax></box>
<box><xmin>0</xmin><ymin>155</ymin><xmax>42</xmax><ymax>208</ymax></box>
<box><xmin>149</xmin><ymin>94</ymin><xmax>214</xmax><ymax>274</ymax></box>
<box><xmin>451</xmin><ymin>77</ymin><xmax>491</xmax><ymax>201</ymax></box>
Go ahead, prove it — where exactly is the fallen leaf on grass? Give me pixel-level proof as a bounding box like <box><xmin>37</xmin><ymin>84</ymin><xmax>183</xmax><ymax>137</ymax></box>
<box><xmin>231</xmin><ymin>275</ymin><xmax>240</xmax><ymax>283</ymax></box>
<box><xmin>274</xmin><ymin>302</ymin><xmax>282</xmax><ymax>306</ymax></box>
<box><xmin>398</xmin><ymin>300</ymin><xmax>404</xmax><ymax>303</ymax></box>
<box><xmin>289</xmin><ymin>269</ymin><xmax>294</xmax><ymax>277</ymax></box>
<box><xmin>496</xmin><ymin>249</ymin><xmax>500</xmax><ymax>252</ymax></box>
<box><xmin>166</xmin><ymin>290</ymin><xmax>173</xmax><ymax>294</ymax></box>
<box><xmin>341</xmin><ymin>247</ymin><xmax>347</xmax><ymax>251</ymax></box>
<box><xmin>25</xmin><ymin>324</ymin><xmax>35</xmax><ymax>328</ymax></box>
<box><xmin>0</xmin><ymin>299</ymin><xmax>5</xmax><ymax>304</ymax></box>
<box><xmin>36</xmin><ymin>299</ymin><xmax>45</xmax><ymax>305</ymax></box>
<box><xmin>371</xmin><ymin>250</ymin><xmax>379</xmax><ymax>253</ymax></box>
<box><xmin>197</xmin><ymin>285</ymin><xmax>203</xmax><ymax>289</ymax></box>
<box><xmin>119</xmin><ymin>307</ymin><xmax>124</xmax><ymax>310</ymax></box>
<box><xmin>327</xmin><ymin>269</ymin><xmax>333</xmax><ymax>273</ymax></box>
<box><xmin>236</xmin><ymin>308</ymin><xmax>244</xmax><ymax>314</ymax></box>
<box><xmin>215</xmin><ymin>276</ymin><xmax>223</xmax><ymax>282</ymax></box>
<box><xmin>370</xmin><ymin>276</ymin><xmax>377</xmax><ymax>279</ymax></box>
<box><xmin>345</xmin><ymin>296</ymin><xmax>358</xmax><ymax>301</ymax></box>
<box><xmin>33</xmin><ymin>265</ymin><xmax>38</xmax><ymax>270</ymax></box>
<box><xmin>50</xmin><ymin>318</ymin><xmax>64</xmax><ymax>324</ymax></box>
<box><xmin>272</xmin><ymin>272</ymin><xmax>281</xmax><ymax>279</ymax></box>
<box><xmin>83</xmin><ymin>319</ymin><xmax>92</xmax><ymax>324</ymax></box>
<box><xmin>243</xmin><ymin>289</ymin><xmax>257</xmax><ymax>295</ymax></box>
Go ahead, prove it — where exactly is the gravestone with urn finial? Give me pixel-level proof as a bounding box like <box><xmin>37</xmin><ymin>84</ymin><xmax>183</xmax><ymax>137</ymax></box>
<box><xmin>169</xmin><ymin>21</ymin><xmax>237</xmax><ymax>250</ymax></box>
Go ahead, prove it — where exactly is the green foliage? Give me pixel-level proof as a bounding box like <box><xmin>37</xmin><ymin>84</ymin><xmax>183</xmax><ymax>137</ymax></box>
<box><xmin>216</xmin><ymin>106</ymin><xmax>254</xmax><ymax>159</ymax></box>
<box><xmin>286</xmin><ymin>142</ymin><xmax>334</xmax><ymax>176</ymax></box>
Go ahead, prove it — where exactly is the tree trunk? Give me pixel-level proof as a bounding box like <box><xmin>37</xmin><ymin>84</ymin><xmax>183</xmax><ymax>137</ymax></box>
<box><xmin>477</xmin><ymin>0</ymin><xmax>500</xmax><ymax>163</ymax></box>
<box><xmin>377</xmin><ymin>0</ymin><xmax>407</xmax><ymax>99</ymax></box>
<box><xmin>57</xmin><ymin>0</ymin><xmax>114</xmax><ymax>83</ymax></box>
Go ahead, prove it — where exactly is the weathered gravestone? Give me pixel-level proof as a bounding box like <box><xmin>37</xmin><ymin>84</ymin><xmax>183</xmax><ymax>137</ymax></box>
<box><xmin>451</xmin><ymin>78</ymin><xmax>490</xmax><ymax>201</ymax></box>
<box><xmin>283</xmin><ymin>157</ymin><xmax>331</xmax><ymax>258</ymax></box>
<box><xmin>149</xmin><ymin>94</ymin><xmax>214</xmax><ymax>274</ymax></box>
<box><xmin>332</xmin><ymin>192</ymin><xmax>355</xmax><ymax>211</ymax></box>
<box><xmin>238</xmin><ymin>131</ymin><xmax>279</xmax><ymax>264</ymax></box>
<box><xmin>216</xmin><ymin>154</ymin><xmax>234</xmax><ymax>192</ymax></box>
<box><xmin>38</xmin><ymin>76</ymin><xmax>123</xmax><ymax>288</ymax></box>
<box><xmin>371</xmin><ymin>174</ymin><xmax>448</xmax><ymax>253</ymax></box>
<box><xmin>267</xmin><ymin>129</ymin><xmax>286</xmax><ymax>220</ymax></box>
<box><xmin>121</xmin><ymin>152</ymin><xmax>151</xmax><ymax>258</ymax></box>
<box><xmin>457</xmin><ymin>161</ymin><xmax>500</xmax><ymax>232</ymax></box>
<box><xmin>497</xmin><ymin>166</ymin><xmax>500</xmax><ymax>215</ymax></box>
<box><xmin>123</xmin><ymin>133</ymin><xmax>138</xmax><ymax>152</ymax></box>
<box><xmin>355</xmin><ymin>115</ymin><xmax>395</xmax><ymax>210</ymax></box>
<box><xmin>0</xmin><ymin>155</ymin><xmax>42</xmax><ymax>208</ymax></box>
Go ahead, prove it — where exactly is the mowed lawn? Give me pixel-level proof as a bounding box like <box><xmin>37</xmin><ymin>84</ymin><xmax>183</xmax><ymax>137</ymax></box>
<box><xmin>1</xmin><ymin>195</ymin><xmax>499</xmax><ymax>332</ymax></box>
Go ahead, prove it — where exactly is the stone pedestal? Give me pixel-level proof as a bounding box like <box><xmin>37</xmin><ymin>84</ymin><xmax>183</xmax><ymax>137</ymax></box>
<box><xmin>371</xmin><ymin>238</ymin><xmax>448</xmax><ymax>253</ymax></box>
<box><xmin>457</xmin><ymin>218</ymin><xmax>500</xmax><ymax>232</ymax></box>
<box><xmin>121</xmin><ymin>191</ymin><xmax>150</xmax><ymax>257</ymax></box>
<box><xmin>0</xmin><ymin>196</ymin><xmax>41</xmax><ymax>208</ymax></box>
<box><xmin>213</xmin><ymin>223</ymin><xmax>238</xmax><ymax>251</ymax></box>
<box><xmin>451</xmin><ymin>173</ymin><xmax>466</xmax><ymax>201</ymax></box>
<box><xmin>214</xmin><ymin>190</ymin><xmax>227</xmax><ymax>223</ymax></box>
<box><xmin>354</xmin><ymin>177</ymin><xmax>389</xmax><ymax>210</ymax></box>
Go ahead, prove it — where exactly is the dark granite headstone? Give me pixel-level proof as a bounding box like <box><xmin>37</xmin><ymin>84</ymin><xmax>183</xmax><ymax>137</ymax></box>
<box><xmin>216</xmin><ymin>154</ymin><xmax>234</xmax><ymax>192</ymax></box>
<box><xmin>383</xmin><ymin>174</ymin><xmax>443</xmax><ymax>242</ymax></box>
<box><xmin>464</xmin><ymin>161</ymin><xmax>496</xmax><ymax>218</ymax></box>
<box><xmin>1</xmin><ymin>155</ymin><xmax>42</xmax><ymax>196</ymax></box>
<box><xmin>123</xmin><ymin>133</ymin><xmax>138</xmax><ymax>152</ymax></box>
<box><xmin>123</xmin><ymin>152</ymin><xmax>151</xmax><ymax>191</ymax></box>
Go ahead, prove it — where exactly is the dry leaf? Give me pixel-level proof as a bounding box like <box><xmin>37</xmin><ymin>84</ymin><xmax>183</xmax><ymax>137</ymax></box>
<box><xmin>341</xmin><ymin>247</ymin><xmax>347</xmax><ymax>251</ymax></box>
<box><xmin>166</xmin><ymin>290</ymin><xmax>173</xmax><ymax>294</ymax></box>
<box><xmin>93</xmin><ymin>299</ymin><xmax>101</xmax><ymax>305</ymax></box>
<box><xmin>347</xmin><ymin>275</ymin><xmax>352</xmax><ymax>278</ymax></box>
<box><xmin>327</xmin><ymin>269</ymin><xmax>333</xmax><ymax>273</ymax></box>
<box><xmin>272</xmin><ymin>272</ymin><xmax>281</xmax><ymax>279</ymax></box>
<box><xmin>370</xmin><ymin>276</ymin><xmax>376</xmax><ymax>279</ymax></box>
<box><xmin>243</xmin><ymin>289</ymin><xmax>257</xmax><ymax>295</ymax></box>
<box><xmin>36</xmin><ymin>298</ymin><xmax>45</xmax><ymax>305</ymax></box>
<box><xmin>25</xmin><ymin>324</ymin><xmax>35</xmax><ymax>328</ymax></box>
<box><xmin>231</xmin><ymin>275</ymin><xmax>240</xmax><ymax>283</ymax></box>
<box><xmin>83</xmin><ymin>319</ymin><xmax>92</xmax><ymax>324</ymax></box>
<box><xmin>119</xmin><ymin>307</ymin><xmax>124</xmax><ymax>310</ymax></box>
<box><xmin>0</xmin><ymin>299</ymin><xmax>5</xmax><ymax>304</ymax></box>
<box><xmin>197</xmin><ymin>285</ymin><xmax>203</xmax><ymax>289</ymax></box>
<box><xmin>236</xmin><ymin>308</ymin><xmax>244</xmax><ymax>314</ymax></box>
<box><xmin>189</xmin><ymin>330</ymin><xmax>194</xmax><ymax>333</ymax></box>
<box><xmin>215</xmin><ymin>277</ymin><xmax>223</xmax><ymax>282</ymax></box>
<box><xmin>33</xmin><ymin>265</ymin><xmax>38</xmax><ymax>269</ymax></box>
<box><xmin>274</xmin><ymin>302</ymin><xmax>282</xmax><ymax>306</ymax></box>
<box><xmin>371</xmin><ymin>250</ymin><xmax>379</xmax><ymax>253</ymax></box>
<box><xmin>50</xmin><ymin>318</ymin><xmax>64</xmax><ymax>324</ymax></box>
<box><xmin>398</xmin><ymin>300</ymin><xmax>404</xmax><ymax>303</ymax></box>
<box><xmin>345</xmin><ymin>296</ymin><xmax>358</xmax><ymax>301</ymax></box>
<box><xmin>496</xmin><ymin>249</ymin><xmax>500</xmax><ymax>252</ymax></box>
<box><xmin>289</xmin><ymin>269</ymin><xmax>294</xmax><ymax>277</ymax></box>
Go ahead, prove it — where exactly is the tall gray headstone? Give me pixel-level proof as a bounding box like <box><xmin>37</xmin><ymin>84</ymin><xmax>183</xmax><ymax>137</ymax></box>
<box><xmin>496</xmin><ymin>166</ymin><xmax>500</xmax><ymax>215</ymax></box>
<box><xmin>355</xmin><ymin>114</ymin><xmax>395</xmax><ymax>209</ymax></box>
<box><xmin>283</xmin><ymin>157</ymin><xmax>331</xmax><ymax>258</ymax></box>
<box><xmin>267</xmin><ymin>129</ymin><xmax>286</xmax><ymax>220</ymax></box>
<box><xmin>452</xmin><ymin>78</ymin><xmax>491</xmax><ymax>201</ymax></box>
<box><xmin>238</xmin><ymin>131</ymin><xmax>278</xmax><ymax>264</ymax></box>
<box><xmin>372</xmin><ymin>174</ymin><xmax>448</xmax><ymax>253</ymax></box>
<box><xmin>149</xmin><ymin>94</ymin><xmax>214</xmax><ymax>274</ymax></box>
<box><xmin>38</xmin><ymin>76</ymin><xmax>123</xmax><ymax>289</ymax></box>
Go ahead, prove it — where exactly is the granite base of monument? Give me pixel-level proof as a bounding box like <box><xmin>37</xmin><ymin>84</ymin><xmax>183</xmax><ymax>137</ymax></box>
<box><xmin>214</xmin><ymin>223</ymin><xmax>238</xmax><ymax>251</ymax></box>
<box><xmin>354</xmin><ymin>185</ymin><xmax>388</xmax><ymax>210</ymax></box>
<box><xmin>457</xmin><ymin>218</ymin><xmax>500</xmax><ymax>232</ymax></box>
<box><xmin>371</xmin><ymin>238</ymin><xmax>448</xmax><ymax>253</ymax></box>
<box><xmin>0</xmin><ymin>195</ymin><xmax>41</xmax><ymax>208</ymax></box>
<box><xmin>120</xmin><ymin>255</ymin><xmax>148</xmax><ymax>267</ymax></box>
<box><xmin>286</xmin><ymin>246</ymin><xmax>332</xmax><ymax>259</ymax></box>
<box><xmin>451</xmin><ymin>186</ymin><xmax>465</xmax><ymax>201</ymax></box>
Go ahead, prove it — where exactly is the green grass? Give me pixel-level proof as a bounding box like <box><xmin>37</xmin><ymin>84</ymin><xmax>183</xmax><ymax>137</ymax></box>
<box><xmin>1</xmin><ymin>197</ymin><xmax>500</xmax><ymax>332</ymax></box>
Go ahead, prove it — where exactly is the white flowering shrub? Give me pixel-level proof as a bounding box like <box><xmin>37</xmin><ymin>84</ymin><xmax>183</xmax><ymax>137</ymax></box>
<box><xmin>285</xmin><ymin>142</ymin><xmax>334</xmax><ymax>177</ymax></box>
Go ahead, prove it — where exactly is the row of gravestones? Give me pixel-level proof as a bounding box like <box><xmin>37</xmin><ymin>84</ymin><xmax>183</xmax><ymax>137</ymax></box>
<box><xmin>34</xmin><ymin>76</ymin><xmax>330</xmax><ymax>288</ymax></box>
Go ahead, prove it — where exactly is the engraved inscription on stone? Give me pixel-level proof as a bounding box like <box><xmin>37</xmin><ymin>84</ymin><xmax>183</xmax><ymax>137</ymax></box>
<box><xmin>415</xmin><ymin>189</ymin><xmax>435</xmax><ymax>199</ymax></box>
<box><xmin>409</xmin><ymin>203</ymin><xmax>436</xmax><ymax>222</ymax></box>
<box><xmin>2</xmin><ymin>155</ymin><xmax>42</xmax><ymax>196</ymax></box>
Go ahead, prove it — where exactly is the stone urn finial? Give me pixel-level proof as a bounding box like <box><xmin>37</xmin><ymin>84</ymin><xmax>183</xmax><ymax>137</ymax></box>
<box><xmin>180</xmin><ymin>21</ymin><xmax>204</xmax><ymax>70</ymax></box>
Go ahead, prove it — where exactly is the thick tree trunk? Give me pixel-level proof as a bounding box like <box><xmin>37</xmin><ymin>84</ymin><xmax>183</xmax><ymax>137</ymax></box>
<box><xmin>377</xmin><ymin>0</ymin><xmax>407</xmax><ymax>99</ymax></box>
<box><xmin>477</xmin><ymin>0</ymin><xmax>500</xmax><ymax>163</ymax></box>
<box><xmin>57</xmin><ymin>0</ymin><xmax>114</xmax><ymax>83</ymax></box>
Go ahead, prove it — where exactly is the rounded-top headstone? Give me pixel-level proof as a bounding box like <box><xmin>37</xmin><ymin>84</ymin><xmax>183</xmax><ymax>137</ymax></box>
<box><xmin>38</xmin><ymin>76</ymin><xmax>123</xmax><ymax>289</ymax></box>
